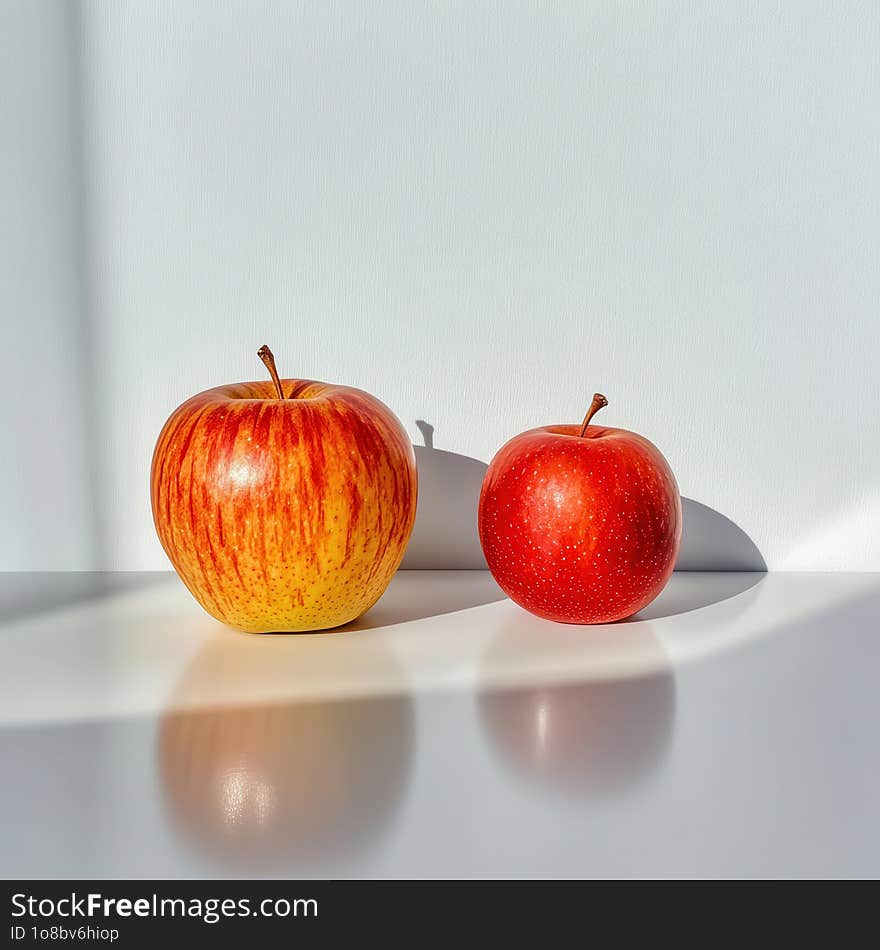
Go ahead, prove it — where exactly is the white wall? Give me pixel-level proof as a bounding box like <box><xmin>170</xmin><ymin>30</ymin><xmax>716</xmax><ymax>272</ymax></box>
<box><xmin>5</xmin><ymin>1</ymin><xmax>879</xmax><ymax>571</ymax></box>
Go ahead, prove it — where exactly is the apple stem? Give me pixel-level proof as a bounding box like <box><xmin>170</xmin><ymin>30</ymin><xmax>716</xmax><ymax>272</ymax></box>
<box><xmin>578</xmin><ymin>393</ymin><xmax>608</xmax><ymax>437</ymax></box>
<box><xmin>257</xmin><ymin>345</ymin><xmax>286</xmax><ymax>400</ymax></box>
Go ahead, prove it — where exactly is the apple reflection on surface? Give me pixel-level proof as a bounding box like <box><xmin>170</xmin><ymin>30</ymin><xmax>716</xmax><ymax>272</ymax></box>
<box><xmin>478</xmin><ymin>624</ymin><xmax>676</xmax><ymax>800</ymax></box>
<box><xmin>157</xmin><ymin>635</ymin><xmax>414</xmax><ymax>872</ymax></box>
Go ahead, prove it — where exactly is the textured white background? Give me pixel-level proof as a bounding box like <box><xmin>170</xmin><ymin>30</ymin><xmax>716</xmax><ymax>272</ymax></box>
<box><xmin>3</xmin><ymin>1</ymin><xmax>879</xmax><ymax>571</ymax></box>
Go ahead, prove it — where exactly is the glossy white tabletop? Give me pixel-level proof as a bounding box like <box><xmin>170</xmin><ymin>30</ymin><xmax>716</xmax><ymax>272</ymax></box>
<box><xmin>1</xmin><ymin>570</ymin><xmax>877</xmax><ymax>878</ymax></box>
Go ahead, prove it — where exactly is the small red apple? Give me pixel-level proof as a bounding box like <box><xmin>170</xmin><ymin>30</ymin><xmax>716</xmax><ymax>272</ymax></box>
<box><xmin>151</xmin><ymin>346</ymin><xmax>417</xmax><ymax>632</ymax></box>
<box><xmin>478</xmin><ymin>394</ymin><xmax>681</xmax><ymax>623</ymax></box>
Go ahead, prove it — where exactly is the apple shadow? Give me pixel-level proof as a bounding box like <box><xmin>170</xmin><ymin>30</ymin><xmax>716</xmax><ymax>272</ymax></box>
<box><xmin>627</xmin><ymin>571</ymin><xmax>766</xmax><ymax>622</ymax></box>
<box><xmin>345</xmin><ymin>570</ymin><xmax>505</xmax><ymax>631</ymax></box>
<box><xmin>676</xmin><ymin>499</ymin><xmax>767</xmax><ymax>572</ymax></box>
<box><xmin>400</xmin><ymin>421</ymin><xmax>489</xmax><ymax>570</ymax></box>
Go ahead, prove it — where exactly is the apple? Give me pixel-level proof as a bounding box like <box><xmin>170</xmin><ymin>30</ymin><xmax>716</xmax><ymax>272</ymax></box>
<box><xmin>478</xmin><ymin>394</ymin><xmax>681</xmax><ymax>623</ymax></box>
<box><xmin>151</xmin><ymin>346</ymin><xmax>417</xmax><ymax>632</ymax></box>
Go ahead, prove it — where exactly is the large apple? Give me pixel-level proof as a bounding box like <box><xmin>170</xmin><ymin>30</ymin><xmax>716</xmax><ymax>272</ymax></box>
<box><xmin>151</xmin><ymin>346</ymin><xmax>417</xmax><ymax>632</ymax></box>
<box><xmin>478</xmin><ymin>394</ymin><xmax>681</xmax><ymax>623</ymax></box>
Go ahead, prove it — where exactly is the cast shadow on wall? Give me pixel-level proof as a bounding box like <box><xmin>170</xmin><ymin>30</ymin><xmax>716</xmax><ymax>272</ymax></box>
<box><xmin>400</xmin><ymin>421</ymin><xmax>488</xmax><ymax>570</ymax></box>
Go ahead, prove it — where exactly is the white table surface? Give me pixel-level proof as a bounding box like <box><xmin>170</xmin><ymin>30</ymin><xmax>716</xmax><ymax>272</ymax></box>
<box><xmin>1</xmin><ymin>569</ymin><xmax>877</xmax><ymax>879</ymax></box>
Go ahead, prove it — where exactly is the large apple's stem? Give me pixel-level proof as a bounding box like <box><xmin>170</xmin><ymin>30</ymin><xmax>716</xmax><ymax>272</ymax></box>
<box><xmin>578</xmin><ymin>393</ymin><xmax>608</xmax><ymax>437</ymax></box>
<box><xmin>257</xmin><ymin>345</ymin><xmax>286</xmax><ymax>400</ymax></box>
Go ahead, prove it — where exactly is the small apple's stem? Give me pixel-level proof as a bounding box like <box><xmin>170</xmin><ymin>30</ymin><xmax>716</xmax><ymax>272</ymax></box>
<box><xmin>257</xmin><ymin>345</ymin><xmax>286</xmax><ymax>400</ymax></box>
<box><xmin>578</xmin><ymin>393</ymin><xmax>608</xmax><ymax>437</ymax></box>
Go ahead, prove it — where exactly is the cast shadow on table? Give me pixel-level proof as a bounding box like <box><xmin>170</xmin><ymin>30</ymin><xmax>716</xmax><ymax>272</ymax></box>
<box><xmin>627</xmin><ymin>571</ymin><xmax>766</xmax><ymax>621</ymax></box>
<box><xmin>156</xmin><ymin>634</ymin><xmax>414</xmax><ymax>873</ymax></box>
<box><xmin>478</xmin><ymin>622</ymin><xmax>676</xmax><ymax>802</ymax></box>
<box><xmin>343</xmin><ymin>570</ymin><xmax>505</xmax><ymax>631</ymax></box>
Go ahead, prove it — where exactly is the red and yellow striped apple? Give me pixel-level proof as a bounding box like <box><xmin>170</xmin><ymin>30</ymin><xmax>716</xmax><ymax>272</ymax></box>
<box><xmin>151</xmin><ymin>346</ymin><xmax>417</xmax><ymax>632</ymax></box>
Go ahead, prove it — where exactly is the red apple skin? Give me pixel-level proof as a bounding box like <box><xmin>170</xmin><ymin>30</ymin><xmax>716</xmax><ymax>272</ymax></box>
<box><xmin>151</xmin><ymin>378</ymin><xmax>417</xmax><ymax>633</ymax></box>
<box><xmin>478</xmin><ymin>424</ymin><xmax>681</xmax><ymax>624</ymax></box>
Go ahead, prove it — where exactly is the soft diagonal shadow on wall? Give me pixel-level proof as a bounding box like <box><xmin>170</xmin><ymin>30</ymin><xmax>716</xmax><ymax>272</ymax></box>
<box><xmin>65</xmin><ymin>0</ymin><xmax>107</xmax><ymax>568</ymax></box>
<box><xmin>675</xmin><ymin>499</ymin><xmax>766</xmax><ymax>571</ymax></box>
<box><xmin>1</xmin><ymin>3</ymin><xmax>105</xmax><ymax>577</ymax></box>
